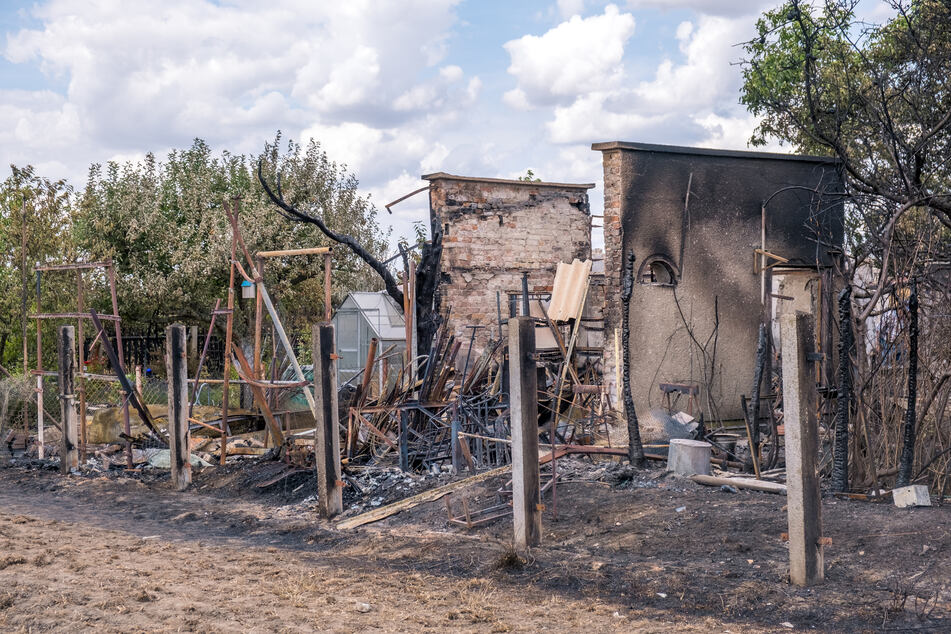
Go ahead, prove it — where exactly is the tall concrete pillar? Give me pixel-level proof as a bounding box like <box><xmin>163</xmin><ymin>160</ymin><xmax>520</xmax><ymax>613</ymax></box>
<box><xmin>166</xmin><ymin>324</ymin><xmax>191</xmax><ymax>491</ymax></box>
<box><xmin>313</xmin><ymin>323</ymin><xmax>343</xmax><ymax>518</ymax></box>
<box><xmin>781</xmin><ymin>312</ymin><xmax>823</xmax><ymax>586</ymax></box>
<box><xmin>57</xmin><ymin>325</ymin><xmax>78</xmax><ymax>474</ymax></box>
<box><xmin>509</xmin><ymin>316</ymin><xmax>541</xmax><ymax>550</ymax></box>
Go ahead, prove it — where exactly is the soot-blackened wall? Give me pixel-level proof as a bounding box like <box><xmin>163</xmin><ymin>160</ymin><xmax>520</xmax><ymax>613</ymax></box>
<box><xmin>594</xmin><ymin>141</ymin><xmax>843</xmax><ymax>433</ymax></box>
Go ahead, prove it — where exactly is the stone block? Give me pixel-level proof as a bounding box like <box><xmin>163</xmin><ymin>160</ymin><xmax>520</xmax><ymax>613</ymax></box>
<box><xmin>893</xmin><ymin>484</ymin><xmax>931</xmax><ymax>508</ymax></box>
<box><xmin>666</xmin><ymin>439</ymin><xmax>712</xmax><ymax>476</ymax></box>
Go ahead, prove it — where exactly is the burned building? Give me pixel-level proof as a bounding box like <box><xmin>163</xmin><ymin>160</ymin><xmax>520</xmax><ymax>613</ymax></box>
<box><xmin>424</xmin><ymin>173</ymin><xmax>595</xmax><ymax>354</ymax></box>
<box><xmin>594</xmin><ymin>141</ymin><xmax>844</xmax><ymax>432</ymax></box>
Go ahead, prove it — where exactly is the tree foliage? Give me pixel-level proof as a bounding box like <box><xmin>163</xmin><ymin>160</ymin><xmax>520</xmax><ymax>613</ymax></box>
<box><xmin>742</xmin><ymin>0</ymin><xmax>951</xmax><ymax>311</ymax></box>
<box><xmin>74</xmin><ymin>135</ymin><xmax>388</xmax><ymax>334</ymax></box>
<box><xmin>0</xmin><ymin>166</ymin><xmax>74</xmax><ymax>371</ymax></box>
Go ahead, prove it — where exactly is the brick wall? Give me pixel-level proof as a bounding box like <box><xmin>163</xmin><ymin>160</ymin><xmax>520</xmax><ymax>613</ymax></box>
<box><xmin>425</xmin><ymin>173</ymin><xmax>593</xmax><ymax>355</ymax></box>
<box><xmin>599</xmin><ymin>151</ymin><xmax>624</xmax><ymax>407</ymax></box>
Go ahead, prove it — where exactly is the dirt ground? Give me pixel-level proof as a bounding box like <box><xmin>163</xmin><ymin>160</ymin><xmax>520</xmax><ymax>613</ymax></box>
<box><xmin>0</xmin><ymin>460</ymin><xmax>949</xmax><ymax>633</ymax></box>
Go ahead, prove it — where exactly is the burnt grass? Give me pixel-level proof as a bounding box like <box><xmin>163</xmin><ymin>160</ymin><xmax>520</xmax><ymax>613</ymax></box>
<box><xmin>1</xmin><ymin>460</ymin><xmax>949</xmax><ymax>632</ymax></box>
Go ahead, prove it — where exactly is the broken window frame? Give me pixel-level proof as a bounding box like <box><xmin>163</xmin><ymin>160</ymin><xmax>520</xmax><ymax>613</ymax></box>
<box><xmin>637</xmin><ymin>255</ymin><xmax>679</xmax><ymax>287</ymax></box>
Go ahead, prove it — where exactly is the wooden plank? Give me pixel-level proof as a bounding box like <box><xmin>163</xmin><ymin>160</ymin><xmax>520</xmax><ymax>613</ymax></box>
<box><xmin>257</xmin><ymin>246</ymin><xmax>332</xmax><ymax>258</ymax></box>
<box><xmin>230</xmin><ymin>343</ymin><xmax>285</xmax><ymax>445</ymax></box>
<box><xmin>690</xmin><ymin>474</ymin><xmax>787</xmax><ymax>494</ymax></box>
<box><xmin>336</xmin><ymin>448</ymin><xmax>567</xmax><ymax>530</ymax></box>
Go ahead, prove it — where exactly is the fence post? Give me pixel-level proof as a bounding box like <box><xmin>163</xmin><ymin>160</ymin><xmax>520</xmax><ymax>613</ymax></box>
<box><xmin>781</xmin><ymin>312</ymin><xmax>824</xmax><ymax>586</ymax></box>
<box><xmin>313</xmin><ymin>322</ymin><xmax>343</xmax><ymax>518</ymax></box>
<box><xmin>57</xmin><ymin>325</ymin><xmax>78</xmax><ymax>474</ymax></box>
<box><xmin>166</xmin><ymin>324</ymin><xmax>191</xmax><ymax>491</ymax></box>
<box><xmin>509</xmin><ymin>316</ymin><xmax>541</xmax><ymax>551</ymax></box>
<box><xmin>450</xmin><ymin>404</ymin><xmax>462</xmax><ymax>473</ymax></box>
<box><xmin>399</xmin><ymin>410</ymin><xmax>410</xmax><ymax>472</ymax></box>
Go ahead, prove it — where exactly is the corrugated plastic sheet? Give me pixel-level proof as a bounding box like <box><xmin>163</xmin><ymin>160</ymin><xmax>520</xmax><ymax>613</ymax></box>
<box><xmin>547</xmin><ymin>258</ymin><xmax>592</xmax><ymax>322</ymax></box>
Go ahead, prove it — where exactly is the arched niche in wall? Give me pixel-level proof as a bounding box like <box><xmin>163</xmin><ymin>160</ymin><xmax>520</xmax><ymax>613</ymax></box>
<box><xmin>637</xmin><ymin>254</ymin><xmax>679</xmax><ymax>287</ymax></box>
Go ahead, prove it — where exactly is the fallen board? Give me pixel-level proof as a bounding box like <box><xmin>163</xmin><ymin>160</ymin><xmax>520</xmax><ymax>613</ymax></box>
<box><xmin>690</xmin><ymin>474</ymin><xmax>787</xmax><ymax>495</ymax></box>
<box><xmin>336</xmin><ymin>448</ymin><xmax>568</xmax><ymax>530</ymax></box>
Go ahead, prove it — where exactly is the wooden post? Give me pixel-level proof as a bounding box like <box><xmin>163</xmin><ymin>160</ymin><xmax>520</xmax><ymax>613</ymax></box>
<box><xmin>76</xmin><ymin>269</ymin><xmax>87</xmax><ymax>463</ymax></box>
<box><xmin>781</xmin><ymin>312</ymin><xmax>823</xmax><ymax>586</ymax></box>
<box><xmin>57</xmin><ymin>325</ymin><xmax>78</xmax><ymax>474</ymax></box>
<box><xmin>189</xmin><ymin>325</ymin><xmax>198</xmax><ymax>365</ymax></box>
<box><xmin>323</xmin><ymin>252</ymin><xmax>332</xmax><ymax>322</ymax></box>
<box><xmin>509</xmin><ymin>316</ymin><xmax>541</xmax><ymax>550</ymax></box>
<box><xmin>166</xmin><ymin>324</ymin><xmax>191</xmax><ymax>491</ymax></box>
<box><xmin>253</xmin><ymin>255</ymin><xmax>264</xmax><ymax>381</ymax></box>
<box><xmin>221</xmin><ymin>201</ymin><xmax>238</xmax><ymax>465</ymax></box>
<box><xmin>399</xmin><ymin>410</ymin><xmax>410</xmax><ymax>472</ymax></box>
<box><xmin>313</xmin><ymin>322</ymin><xmax>343</xmax><ymax>518</ymax></box>
<box><xmin>36</xmin><ymin>266</ymin><xmax>44</xmax><ymax>459</ymax></box>
<box><xmin>451</xmin><ymin>405</ymin><xmax>462</xmax><ymax>473</ymax></box>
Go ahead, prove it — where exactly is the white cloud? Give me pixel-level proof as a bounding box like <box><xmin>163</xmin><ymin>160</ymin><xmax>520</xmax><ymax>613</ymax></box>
<box><xmin>535</xmin><ymin>9</ymin><xmax>763</xmax><ymax>151</ymax></box>
<box><xmin>625</xmin><ymin>0</ymin><xmax>774</xmax><ymax>17</ymax></box>
<box><xmin>633</xmin><ymin>15</ymin><xmax>751</xmax><ymax>115</ymax></box>
<box><xmin>556</xmin><ymin>0</ymin><xmax>587</xmax><ymax>19</ymax></box>
<box><xmin>503</xmin><ymin>4</ymin><xmax>635</xmax><ymax>107</ymax></box>
<box><xmin>1</xmin><ymin>1</ymin><xmax>466</xmax><ymax>172</ymax></box>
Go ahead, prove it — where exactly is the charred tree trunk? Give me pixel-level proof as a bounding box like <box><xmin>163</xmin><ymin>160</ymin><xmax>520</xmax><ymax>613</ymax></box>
<box><xmin>746</xmin><ymin>323</ymin><xmax>767</xmax><ymax>474</ymax></box>
<box><xmin>621</xmin><ymin>251</ymin><xmax>646</xmax><ymax>468</ymax></box>
<box><xmin>258</xmin><ymin>163</ymin><xmax>442</xmax><ymax>355</ymax></box>
<box><xmin>896</xmin><ymin>279</ymin><xmax>919</xmax><ymax>488</ymax></box>
<box><xmin>831</xmin><ymin>285</ymin><xmax>853</xmax><ymax>493</ymax></box>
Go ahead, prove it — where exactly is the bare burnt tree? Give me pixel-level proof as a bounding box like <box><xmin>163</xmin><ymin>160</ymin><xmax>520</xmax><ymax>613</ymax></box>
<box><xmin>831</xmin><ymin>285</ymin><xmax>853</xmax><ymax>492</ymax></box>
<box><xmin>257</xmin><ymin>162</ymin><xmax>443</xmax><ymax>354</ymax></box>
<box><xmin>896</xmin><ymin>279</ymin><xmax>919</xmax><ymax>487</ymax></box>
<box><xmin>620</xmin><ymin>251</ymin><xmax>646</xmax><ymax>468</ymax></box>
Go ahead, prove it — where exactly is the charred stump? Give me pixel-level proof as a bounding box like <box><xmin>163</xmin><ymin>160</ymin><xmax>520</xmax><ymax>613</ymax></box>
<box><xmin>831</xmin><ymin>285</ymin><xmax>853</xmax><ymax>493</ymax></box>
<box><xmin>621</xmin><ymin>251</ymin><xmax>646</xmax><ymax>468</ymax></box>
<box><xmin>896</xmin><ymin>279</ymin><xmax>919</xmax><ymax>488</ymax></box>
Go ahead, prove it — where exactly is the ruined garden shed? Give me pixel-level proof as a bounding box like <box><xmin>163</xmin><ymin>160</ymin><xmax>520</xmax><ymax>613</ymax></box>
<box><xmin>332</xmin><ymin>291</ymin><xmax>406</xmax><ymax>386</ymax></box>
<box><xmin>594</xmin><ymin>141</ymin><xmax>845</xmax><ymax>432</ymax></box>
<box><xmin>424</xmin><ymin>172</ymin><xmax>595</xmax><ymax>355</ymax></box>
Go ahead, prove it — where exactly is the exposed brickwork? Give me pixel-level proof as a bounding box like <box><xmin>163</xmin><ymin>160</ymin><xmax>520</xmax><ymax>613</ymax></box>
<box><xmin>426</xmin><ymin>175</ymin><xmax>593</xmax><ymax>355</ymax></box>
<box><xmin>600</xmin><ymin>150</ymin><xmax>624</xmax><ymax>407</ymax></box>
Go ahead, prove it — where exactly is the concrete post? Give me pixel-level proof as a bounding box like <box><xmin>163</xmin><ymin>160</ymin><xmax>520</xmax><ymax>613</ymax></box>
<box><xmin>57</xmin><ymin>325</ymin><xmax>78</xmax><ymax>474</ymax></box>
<box><xmin>781</xmin><ymin>312</ymin><xmax>824</xmax><ymax>586</ymax></box>
<box><xmin>313</xmin><ymin>323</ymin><xmax>343</xmax><ymax>518</ymax></box>
<box><xmin>509</xmin><ymin>316</ymin><xmax>541</xmax><ymax>550</ymax></box>
<box><xmin>166</xmin><ymin>324</ymin><xmax>191</xmax><ymax>491</ymax></box>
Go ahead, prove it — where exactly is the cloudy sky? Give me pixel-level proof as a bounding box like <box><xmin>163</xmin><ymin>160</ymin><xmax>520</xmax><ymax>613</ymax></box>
<box><xmin>1</xmin><ymin>0</ymin><xmax>894</xmax><ymax>245</ymax></box>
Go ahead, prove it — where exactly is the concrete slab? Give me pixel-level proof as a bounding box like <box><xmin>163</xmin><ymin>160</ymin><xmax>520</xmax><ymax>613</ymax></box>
<box><xmin>893</xmin><ymin>484</ymin><xmax>931</xmax><ymax>508</ymax></box>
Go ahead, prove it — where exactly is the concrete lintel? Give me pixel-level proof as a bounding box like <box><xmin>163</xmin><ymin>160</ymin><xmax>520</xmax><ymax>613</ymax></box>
<box><xmin>590</xmin><ymin>141</ymin><xmax>837</xmax><ymax>164</ymax></box>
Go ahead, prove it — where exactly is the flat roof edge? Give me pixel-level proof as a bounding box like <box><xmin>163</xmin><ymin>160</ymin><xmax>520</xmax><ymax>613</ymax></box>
<box><xmin>590</xmin><ymin>141</ymin><xmax>838</xmax><ymax>164</ymax></box>
<box><xmin>422</xmin><ymin>172</ymin><xmax>595</xmax><ymax>190</ymax></box>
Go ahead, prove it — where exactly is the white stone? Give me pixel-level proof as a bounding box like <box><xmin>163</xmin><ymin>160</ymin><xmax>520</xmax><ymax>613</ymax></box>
<box><xmin>893</xmin><ymin>484</ymin><xmax>931</xmax><ymax>508</ymax></box>
<box><xmin>666</xmin><ymin>439</ymin><xmax>712</xmax><ymax>476</ymax></box>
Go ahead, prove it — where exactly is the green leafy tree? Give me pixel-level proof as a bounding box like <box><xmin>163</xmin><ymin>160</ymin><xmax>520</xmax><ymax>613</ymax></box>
<box><xmin>73</xmin><ymin>134</ymin><xmax>388</xmax><ymax>337</ymax></box>
<box><xmin>741</xmin><ymin>0</ymin><xmax>951</xmax><ymax>314</ymax></box>
<box><xmin>0</xmin><ymin>166</ymin><xmax>74</xmax><ymax>373</ymax></box>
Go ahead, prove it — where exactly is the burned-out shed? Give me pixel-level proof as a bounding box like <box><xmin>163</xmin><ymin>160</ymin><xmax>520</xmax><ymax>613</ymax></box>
<box><xmin>594</xmin><ymin>141</ymin><xmax>844</xmax><ymax>433</ymax></box>
<box><xmin>424</xmin><ymin>172</ymin><xmax>595</xmax><ymax>355</ymax></box>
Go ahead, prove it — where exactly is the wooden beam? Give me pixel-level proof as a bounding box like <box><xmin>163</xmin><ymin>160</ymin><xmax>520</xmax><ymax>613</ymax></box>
<box><xmin>256</xmin><ymin>246</ymin><xmax>332</xmax><ymax>258</ymax></box>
